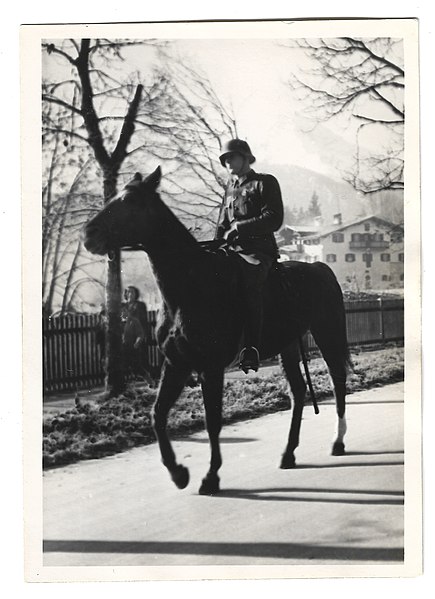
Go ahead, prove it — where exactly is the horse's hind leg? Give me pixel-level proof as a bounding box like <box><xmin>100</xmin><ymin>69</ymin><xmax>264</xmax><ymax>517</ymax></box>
<box><xmin>310</xmin><ymin>327</ymin><xmax>348</xmax><ymax>456</ymax></box>
<box><xmin>198</xmin><ymin>366</ymin><xmax>224</xmax><ymax>495</ymax></box>
<box><xmin>152</xmin><ymin>359</ymin><xmax>192</xmax><ymax>489</ymax></box>
<box><xmin>280</xmin><ymin>342</ymin><xmax>307</xmax><ymax>469</ymax></box>
<box><xmin>329</xmin><ymin>361</ymin><xmax>347</xmax><ymax>456</ymax></box>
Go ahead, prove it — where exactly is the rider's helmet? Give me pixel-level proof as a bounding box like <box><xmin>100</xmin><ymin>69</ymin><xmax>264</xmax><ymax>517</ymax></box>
<box><xmin>219</xmin><ymin>139</ymin><xmax>256</xmax><ymax>167</ymax></box>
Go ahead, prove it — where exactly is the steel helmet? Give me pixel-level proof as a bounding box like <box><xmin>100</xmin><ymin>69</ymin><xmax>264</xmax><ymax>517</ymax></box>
<box><xmin>219</xmin><ymin>139</ymin><xmax>256</xmax><ymax>167</ymax></box>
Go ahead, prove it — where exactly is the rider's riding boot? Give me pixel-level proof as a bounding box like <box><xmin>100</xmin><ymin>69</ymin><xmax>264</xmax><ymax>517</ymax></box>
<box><xmin>237</xmin><ymin>258</ymin><xmax>271</xmax><ymax>374</ymax></box>
<box><xmin>239</xmin><ymin>294</ymin><xmax>262</xmax><ymax>373</ymax></box>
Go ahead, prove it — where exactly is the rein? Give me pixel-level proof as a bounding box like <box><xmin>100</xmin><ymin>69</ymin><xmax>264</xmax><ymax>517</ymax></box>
<box><xmin>113</xmin><ymin>239</ymin><xmax>228</xmax><ymax>257</ymax></box>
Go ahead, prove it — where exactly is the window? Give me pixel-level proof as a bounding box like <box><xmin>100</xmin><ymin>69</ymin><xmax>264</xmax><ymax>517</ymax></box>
<box><xmin>364</xmin><ymin>222</ymin><xmax>371</xmax><ymax>231</ymax></box>
<box><xmin>351</xmin><ymin>233</ymin><xmax>361</xmax><ymax>242</ymax></box>
<box><xmin>326</xmin><ymin>254</ymin><xmax>336</xmax><ymax>263</ymax></box>
<box><xmin>382</xmin><ymin>275</ymin><xmax>390</xmax><ymax>281</ymax></box>
<box><xmin>332</xmin><ymin>232</ymin><xmax>344</xmax><ymax>243</ymax></box>
<box><xmin>399</xmin><ymin>253</ymin><xmax>404</xmax><ymax>262</ymax></box>
<box><xmin>362</xmin><ymin>253</ymin><xmax>373</xmax><ymax>267</ymax></box>
<box><xmin>380</xmin><ymin>253</ymin><xmax>391</xmax><ymax>262</ymax></box>
<box><xmin>345</xmin><ymin>253</ymin><xmax>355</xmax><ymax>262</ymax></box>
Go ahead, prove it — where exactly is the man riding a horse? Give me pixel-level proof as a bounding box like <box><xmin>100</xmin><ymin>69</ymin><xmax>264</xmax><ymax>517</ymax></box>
<box><xmin>216</xmin><ymin>139</ymin><xmax>284</xmax><ymax>373</ymax></box>
<box><xmin>84</xmin><ymin>163</ymin><xmax>350</xmax><ymax>495</ymax></box>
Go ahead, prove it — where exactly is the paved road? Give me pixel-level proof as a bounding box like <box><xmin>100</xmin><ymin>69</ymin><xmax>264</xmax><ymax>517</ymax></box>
<box><xmin>42</xmin><ymin>382</ymin><xmax>404</xmax><ymax>571</ymax></box>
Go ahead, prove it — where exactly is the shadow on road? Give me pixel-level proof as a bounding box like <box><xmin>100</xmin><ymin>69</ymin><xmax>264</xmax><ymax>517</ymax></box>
<box><xmin>320</xmin><ymin>399</ymin><xmax>404</xmax><ymax>406</ymax></box>
<box><xmin>293</xmin><ymin>459</ymin><xmax>403</xmax><ymax>470</ymax></box>
<box><xmin>217</xmin><ymin>485</ymin><xmax>404</xmax><ymax>505</ymax></box>
<box><xmin>43</xmin><ymin>539</ymin><xmax>404</xmax><ymax>562</ymax></box>
<box><xmin>344</xmin><ymin>450</ymin><xmax>403</xmax><ymax>456</ymax></box>
<box><xmin>180</xmin><ymin>436</ymin><xmax>258</xmax><ymax>444</ymax></box>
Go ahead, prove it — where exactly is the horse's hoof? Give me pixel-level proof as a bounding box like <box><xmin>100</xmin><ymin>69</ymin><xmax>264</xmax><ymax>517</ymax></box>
<box><xmin>199</xmin><ymin>473</ymin><xmax>220</xmax><ymax>495</ymax></box>
<box><xmin>280</xmin><ymin>454</ymin><xmax>296</xmax><ymax>469</ymax></box>
<box><xmin>331</xmin><ymin>441</ymin><xmax>345</xmax><ymax>456</ymax></box>
<box><xmin>171</xmin><ymin>465</ymin><xmax>190</xmax><ymax>489</ymax></box>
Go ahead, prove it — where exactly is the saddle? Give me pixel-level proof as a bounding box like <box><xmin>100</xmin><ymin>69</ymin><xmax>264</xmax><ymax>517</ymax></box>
<box><xmin>199</xmin><ymin>239</ymin><xmax>292</xmax><ymax>303</ymax></box>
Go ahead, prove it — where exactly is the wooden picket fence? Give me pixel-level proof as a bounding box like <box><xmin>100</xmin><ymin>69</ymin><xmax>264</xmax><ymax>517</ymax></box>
<box><xmin>43</xmin><ymin>298</ymin><xmax>404</xmax><ymax>394</ymax></box>
<box><xmin>43</xmin><ymin>310</ymin><xmax>162</xmax><ymax>394</ymax></box>
<box><xmin>305</xmin><ymin>297</ymin><xmax>404</xmax><ymax>351</ymax></box>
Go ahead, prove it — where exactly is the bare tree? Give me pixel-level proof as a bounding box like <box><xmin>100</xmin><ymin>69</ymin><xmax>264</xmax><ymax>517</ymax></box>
<box><xmin>286</xmin><ymin>37</ymin><xmax>404</xmax><ymax>194</ymax></box>
<box><xmin>116</xmin><ymin>54</ymin><xmax>237</xmax><ymax>238</ymax></box>
<box><xmin>42</xmin><ymin>38</ymin><xmax>161</xmax><ymax>395</ymax></box>
<box><xmin>145</xmin><ymin>57</ymin><xmax>237</xmax><ymax>237</ymax></box>
<box><xmin>42</xmin><ymin>39</ymin><xmax>237</xmax><ymax>394</ymax></box>
<box><xmin>42</xmin><ymin>123</ymin><xmax>103</xmax><ymax>314</ymax></box>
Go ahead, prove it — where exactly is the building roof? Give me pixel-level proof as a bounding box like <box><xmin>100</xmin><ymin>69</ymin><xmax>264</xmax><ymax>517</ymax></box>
<box><xmin>301</xmin><ymin>215</ymin><xmax>403</xmax><ymax>241</ymax></box>
<box><xmin>282</xmin><ymin>224</ymin><xmax>319</xmax><ymax>235</ymax></box>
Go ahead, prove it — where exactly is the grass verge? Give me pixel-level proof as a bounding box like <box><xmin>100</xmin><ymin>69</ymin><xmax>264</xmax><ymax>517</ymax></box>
<box><xmin>43</xmin><ymin>346</ymin><xmax>403</xmax><ymax>470</ymax></box>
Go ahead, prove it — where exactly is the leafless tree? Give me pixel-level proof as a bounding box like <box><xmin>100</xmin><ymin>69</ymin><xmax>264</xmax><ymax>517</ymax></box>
<box><xmin>42</xmin><ymin>38</ymin><xmax>167</xmax><ymax>395</ymax></box>
<box><xmin>286</xmin><ymin>37</ymin><xmax>404</xmax><ymax>194</ymax></box>
<box><xmin>42</xmin><ymin>38</ymin><xmax>236</xmax><ymax>394</ymax></box>
<box><xmin>143</xmin><ymin>56</ymin><xmax>237</xmax><ymax>237</ymax></box>
<box><xmin>42</xmin><ymin>122</ymin><xmax>104</xmax><ymax>314</ymax></box>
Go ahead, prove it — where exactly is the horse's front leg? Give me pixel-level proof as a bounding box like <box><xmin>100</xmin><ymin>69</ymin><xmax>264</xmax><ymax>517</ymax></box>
<box><xmin>198</xmin><ymin>366</ymin><xmax>224</xmax><ymax>495</ymax></box>
<box><xmin>152</xmin><ymin>359</ymin><xmax>192</xmax><ymax>489</ymax></box>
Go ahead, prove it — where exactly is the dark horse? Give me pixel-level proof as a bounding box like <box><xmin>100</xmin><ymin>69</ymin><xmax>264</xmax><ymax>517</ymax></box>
<box><xmin>84</xmin><ymin>167</ymin><xmax>351</xmax><ymax>495</ymax></box>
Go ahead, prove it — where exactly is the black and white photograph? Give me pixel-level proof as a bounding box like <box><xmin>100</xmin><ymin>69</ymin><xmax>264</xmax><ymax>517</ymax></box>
<box><xmin>20</xmin><ymin>18</ymin><xmax>422</xmax><ymax>582</ymax></box>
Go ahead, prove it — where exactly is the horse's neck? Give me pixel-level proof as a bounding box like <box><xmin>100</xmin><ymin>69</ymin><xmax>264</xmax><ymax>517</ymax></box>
<box><xmin>151</xmin><ymin>197</ymin><xmax>198</xmax><ymax>252</ymax></box>
<box><xmin>145</xmin><ymin>199</ymin><xmax>204</xmax><ymax>314</ymax></box>
<box><xmin>147</xmin><ymin>249</ymin><xmax>205</xmax><ymax>316</ymax></box>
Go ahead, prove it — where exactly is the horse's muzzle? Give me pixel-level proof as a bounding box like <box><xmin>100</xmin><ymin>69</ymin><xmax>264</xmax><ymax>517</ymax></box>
<box><xmin>82</xmin><ymin>224</ymin><xmax>109</xmax><ymax>256</ymax></box>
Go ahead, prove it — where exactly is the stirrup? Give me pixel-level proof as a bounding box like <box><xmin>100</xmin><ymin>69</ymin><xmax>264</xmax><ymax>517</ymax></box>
<box><xmin>239</xmin><ymin>346</ymin><xmax>260</xmax><ymax>374</ymax></box>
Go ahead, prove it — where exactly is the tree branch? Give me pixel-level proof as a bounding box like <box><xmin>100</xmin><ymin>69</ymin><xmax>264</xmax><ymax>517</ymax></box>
<box><xmin>75</xmin><ymin>39</ymin><xmax>110</xmax><ymax>166</ymax></box>
<box><xmin>42</xmin><ymin>94</ymin><xmax>83</xmax><ymax>117</ymax></box>
<box><xmin>111</xmin><ymin>84</ymin><xmax>144</xmax><ymax>167</ymax></box>
<box><xmin>42</xmin><ymin>42</ymin><xmax>76</xmax><ymax>65</ymax></box>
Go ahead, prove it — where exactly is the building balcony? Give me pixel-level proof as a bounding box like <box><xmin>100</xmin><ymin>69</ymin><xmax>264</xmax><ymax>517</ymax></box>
<box><xmin>349</xmin><ymin>240</ymin><xmax>389</xmax><ymax>250</ymax></box>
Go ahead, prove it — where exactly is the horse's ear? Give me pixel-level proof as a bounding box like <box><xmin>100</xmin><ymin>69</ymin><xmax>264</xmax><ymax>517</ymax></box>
<box><xmin>143</xmin><ymin>166</ymin><xmax>161</xmax><ymax>190</ymax></box>
<box><xmin>124</xmin><ymin>172</ymin><xmax>143</xmax><ymax>191</ymax></box>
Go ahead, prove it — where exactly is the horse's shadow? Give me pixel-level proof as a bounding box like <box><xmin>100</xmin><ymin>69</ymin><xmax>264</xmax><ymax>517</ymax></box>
<box><xmin>183</xmin><ymin>436</ymin><xmax>258</xmax><ymax>444</ymax></box>
<box><xmin>217</xmin><ymin>483</ymin><xmax>404</xmax><ymax>505</ymax></box>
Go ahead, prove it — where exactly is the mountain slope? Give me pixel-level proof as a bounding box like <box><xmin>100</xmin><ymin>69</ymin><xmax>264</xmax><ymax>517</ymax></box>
<box><xmin>260</xmin><ymin>162</ymin><xmax>403</xmax><ymax>225</ymax></box>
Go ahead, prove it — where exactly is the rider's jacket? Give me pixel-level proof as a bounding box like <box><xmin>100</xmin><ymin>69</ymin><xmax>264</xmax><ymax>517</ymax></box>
<box><xmin>215</xmin><ymin>169</ymin><xmax>284</xmax><ymax>260</ymax></box>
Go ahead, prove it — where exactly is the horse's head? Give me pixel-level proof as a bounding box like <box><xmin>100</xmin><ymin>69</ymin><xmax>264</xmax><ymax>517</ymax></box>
<box><xmin>83</xmin><ymin>167</ymin><xmax>162</xmax><ymax>256</ymax></box>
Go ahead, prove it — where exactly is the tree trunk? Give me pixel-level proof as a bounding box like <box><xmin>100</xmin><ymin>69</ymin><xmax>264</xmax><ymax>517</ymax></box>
<box><xmin>103</xmin><ymin>171</ymin><xmax>126</xmax><ymax>396</ymax></box>
<box><xmin>105</xmin><ymin>248</ymin><xmax>125</xmax><ymax>395</ymax></box>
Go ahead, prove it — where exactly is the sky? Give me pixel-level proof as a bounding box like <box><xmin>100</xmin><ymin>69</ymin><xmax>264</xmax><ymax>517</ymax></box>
<box><xmin>43</xmin><ymin>35</ymin><xmax>359</xmax><ymax>181</ymax></box>
<box><xmin>125</xmin><ymin>38</ymin><xmax>355</xmax><ymax>179</ymax></box>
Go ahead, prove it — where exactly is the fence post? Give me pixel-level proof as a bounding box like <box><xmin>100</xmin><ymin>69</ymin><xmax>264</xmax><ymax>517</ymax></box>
<box><xmin>379</xmin><ymin>297</ymin><xmax>385</xmax><ymax>341</ymax></box>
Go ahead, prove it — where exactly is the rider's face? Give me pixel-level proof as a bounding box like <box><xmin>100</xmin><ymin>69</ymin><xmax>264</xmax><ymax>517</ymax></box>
<box><xmin>225</xmin><ymin>153</ymin><xmax>248</xmax><ymax>177</ymax></box>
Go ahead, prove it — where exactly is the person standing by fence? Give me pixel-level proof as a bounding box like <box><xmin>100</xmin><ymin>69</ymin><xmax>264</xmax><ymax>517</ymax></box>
<box><xmin>95</xmin><ymin>305</ymin><xmax>108</xmax><ymax>368</ymax></box>
<box><xmin>121</xmin><ymin>286</ymin><xmax>149</xmax><ymax>379</ymax></box>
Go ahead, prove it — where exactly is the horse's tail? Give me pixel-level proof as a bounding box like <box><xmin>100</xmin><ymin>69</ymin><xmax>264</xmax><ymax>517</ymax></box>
<box><xmin>311</xmin><ymin>262</ymin><xmax>353</xmax><ymax>373</ymax></box>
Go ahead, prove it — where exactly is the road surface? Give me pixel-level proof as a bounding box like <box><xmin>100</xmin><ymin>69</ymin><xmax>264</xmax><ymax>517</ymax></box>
<box><xmin>42</xmin><ymin>382</ymin><xmax>404</xmax><ymax>572</ymax></box>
